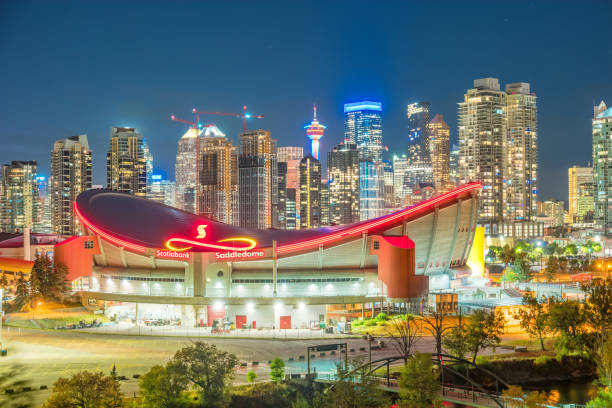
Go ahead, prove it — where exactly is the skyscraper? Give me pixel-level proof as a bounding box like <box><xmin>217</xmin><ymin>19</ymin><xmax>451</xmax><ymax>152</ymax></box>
<box><xmin>147</xmin><ymin>173</ymin><xmax>176</xmax><ymax>208</ymax></box>
<box><xmin>320</xmin><ymin>178</ymin><xmax>329</xmax><ymax>226</ymax></box>
<box><xmin>504</xmin><ymin>82</ymin><xmax>538</xmax><ymax>222</ymax></box>
<box><xmin>392</xmin><ymin>154</ymin><xmax>409</xmax><ymax>206</ymax></box>
<box><xmin>35</xmin><ymin>175</ymin><xmax>52</xmax><ymax>233</ymax></box>
<box><xmin>593</xmin><ymin>101</ymin><xmax>612</xmax><ymax>234</ymax></box>
<box><xmin>449</xmin><ymin>144</ymin><xmax>459</xmax><ymax>187</ymax></box>
<box><xmin>428</xmin><ymin>114</ymin><xmax>452</xmax><ymax>193</ymax></box>
<box><xmin>239</xmin><ymin>130</ymin><xmax>278</xmax><ymax>229</ymax></box>
<box><xmin>106</xmin><ymin>127</ymin><xmax>147</xmax><ymax>197</ymax></box>
<box><xmin>383</xmin><ymin>159</ymin><xmax>395</xmax><ymax>209</ymax></box>
<box><xmin>50</xmin><ymin>134</ymin><xmax>92</xmax><ymax>235</ymax></box>
<box><xmin>277</xmin><ymin>147</ymin><xmax>303</xmax><ymax>229</ymax></box>
<box><xmin>327</xmin><ymin>141</ymin><xmax>360</xmax><ymax>225</ymax></box>
<box><xmin>175</xmin><ymin>127</ymin><xmax>202</xmax><ymax>214</ymax></box>
<box><xmin>344</xmin><ymin>101</ymin><xmax>383</xmax><ymax>162</ymax></box>
<box><xmin>304</xmin><ymin>106</ymin><xmax>325</xmax><ymax>160</ymax></box>
<box><xmin>299</xmin><ymin>155</ymin><xmax>321</xmax><ymax>229</ymax></box>
<box><xmin>0</xmin><ymin>161</ymin><xmax>39</xmax><ymax>233</ymax></box>
<box><xmin>405</xmin><ymin>102</ymin><xmax>433</xmax><ymax>187</ymax></box>
<box><xmin>344</xmin><ymin>100</ymin><xmax>384</xmax><ymax>220</ymax></box>
<box><xmin>198</xmin><ymin>125</ymin><xmax>238</xmax><ymax>224</ymax></box>
<box><xmin>458</xmin><ymin>78</ymin><xmax>506</xmax><ymax>233</ymax></box>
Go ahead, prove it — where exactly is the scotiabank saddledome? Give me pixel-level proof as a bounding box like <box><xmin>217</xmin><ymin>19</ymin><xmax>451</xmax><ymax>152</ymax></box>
<box><xmin>56</xmin><ymin>183</ymin><xmax>482</xmax><ymax>329</ymax></box>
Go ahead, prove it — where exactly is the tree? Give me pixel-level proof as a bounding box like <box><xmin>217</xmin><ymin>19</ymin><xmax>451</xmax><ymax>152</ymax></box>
<box><xmin>524</xmin><ymin>390</ymin><xmax>549</xmax><ymax>408</ymax></box>
<box><xmin>384</xmin><ymin>314</ymin><xmax>421</xmax><ymax>359</ymax></box>
<box><xmin>314</xmin><ymin>363</ymin><xmax>390</xmax><ymax>408</ymax></box>
<box><xmin>514</xmin><ymin>293</ymin><xmax>551</xmax><ymax>351</ymax></box>
<box><xmin>398</xmin><ymin>353</ymin><xmax>441</xmax><ymax>408</ymax></box>
<box><xmin>139</xmin><ymin>365</ymin><xmax>187</xmax><ymax>408</ymax></box>
<box><xmin>545</xmin><ymin>257</ymin><xmax>559</xmax><ymax>282</ymax></box>
<box><xmin>168</xmin><ymin>342</ymin><xmax>238</xmax><ymax>408</ymax></box>
<box><xmin>543</xmin><ymin>242</ymin><xmax>559</xmax><ymax>257</ymax></box>
<box><xmin>564</xmin><ymin>244</ymin><xmax>578</xmax><ymax>257</ymax></box>
<box><xmin>29</xmin><ymin>253</ymin><xmax>68</xmax><ymax>302</ymax></box>
<box><xmin>581</xmin><ymin>278</ymin><xmax>612</xmax><ymax>350</ymax></box>
<box><xmin>246</xmin><ymin>371</ymin><xmax>257</xmax><ymax>385</ymax></box>
<box><xmin>42</xmin><ymin>371</ymin><xmax>123</xmax><ymax>408</ymax></box>
<box><xmin>442</xmin><ymin>324</ymin><xmax>469</xmax><ymax>361</ymax></box>
<box><xmin>110</xmin><ymin>364</ymin><xmax>118</xmax><ymax>381</ymax></box>
<box><xmin>594</xmin><ymin>335</ymin><xmax>612</xmax><ymax>388</ymax></box>
<box><xmin>13</xmin><ymin>274</ymin><xmax>30</xmax><ymax>311</ymax></box>
<box><xmin>512</xmin><ymin>254</ymin><xmax>531</xmax><ymax>282</ymax></box>
<box><xmin>0</xmin><ymin>273</ymin><xmax>7</xmax><ymax>289</ymax></box>
<box><xmin>587</xmin><ymin>387</ymin><xmax>612</xmax><ymax>408</ymax></box>
<box><xmin>547</xmin><ymin>298</ymin><xmax>587</xmax><ymax>355</ymax></box>
<box><xmin>502</xmin><ymin>385</ymin><xmax>525</xmax><ymax>408</ymax></box>
<box><xmin>464</xmin><ymin>309</ymin><xmax>506</xmax><ymax>364</ymax></box>
<box><xmin>421</xmin><ymin>309</ymin><xmax>454</xmax><ymax>355</ymax></box>
<box><xmin>269</xmin><ymin>357</ymin><xmax>285</xmax><ymax>383</ymax></box>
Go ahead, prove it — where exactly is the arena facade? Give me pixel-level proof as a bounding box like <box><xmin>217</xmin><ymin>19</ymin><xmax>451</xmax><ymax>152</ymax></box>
<box><xmin>54</xmin><ymin>183</ymin><xmax>482</xmax><ymax>329</ymax></box>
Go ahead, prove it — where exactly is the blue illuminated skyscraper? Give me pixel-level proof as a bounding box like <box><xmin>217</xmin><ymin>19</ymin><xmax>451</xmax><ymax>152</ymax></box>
<box><xmin>343</xmin><ymin>100</ymin><xmax>384</xmax><ymax>220</ymax></box>
<box><xmin>343</xmin><ymin>101</ymin><xmax>383</xmax><ymax>162</ymax></box>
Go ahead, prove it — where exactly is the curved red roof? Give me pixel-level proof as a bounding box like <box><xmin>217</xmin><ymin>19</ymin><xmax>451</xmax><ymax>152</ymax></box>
<box><xmin>75</xmin><ymin>183</ymin><xmax>481</xmax><ymax>255</ymax></box>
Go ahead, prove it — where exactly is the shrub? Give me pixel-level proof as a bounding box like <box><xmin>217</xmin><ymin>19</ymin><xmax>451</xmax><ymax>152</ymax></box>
<box><xmin>375</xmin><ymin>313</ymin><xmax>388</xmax><ymax>321</ymax></box>
<box><xmin>534</xmin><ymin>355</ymin><xmax>552</xmax><ymax>366</ymax></box>
<box><xmin>375</xmin><ymin>320</ymin><xmax>386</xmax><ymax>326</ymax></box>
<box><xmin>364</xmin><ymin>319</ymin><xmax>376</xmax><ymax>327</ymax></box>
<box><xmin>352</xmin><ymin>319</ymin><xmax>364</xmax><ymax>327</ymax></box>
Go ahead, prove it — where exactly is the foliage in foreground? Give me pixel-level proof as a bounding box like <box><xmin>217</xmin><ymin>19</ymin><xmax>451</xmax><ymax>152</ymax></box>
<box><xmin>398</xmin><ymin>353</ymin><xmax>441</xmax><ymax>408</ymax></box>
<box><xmin>42</xmin><ymin>371</ymin><xmax>123</xmax><ymax>408</ymax></box>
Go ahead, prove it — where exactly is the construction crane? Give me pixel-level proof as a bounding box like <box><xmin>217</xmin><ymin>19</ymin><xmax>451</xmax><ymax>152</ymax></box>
<box><xmin>170</xmin><ymin>113</ymin><xmax>200</xmax><ymax>129</ymax></box>
<box><xmin>192</xmin><ymin>105</ymin><xmax>263</xmax><ymax>133</ymax></box>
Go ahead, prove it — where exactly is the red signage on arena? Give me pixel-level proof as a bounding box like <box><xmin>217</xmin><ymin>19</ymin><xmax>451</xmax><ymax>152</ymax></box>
<box><xmin>215</xmin><ymin>250</ymin><xmax>265</xmax><ymax>260</ymax></box>
<box><xmin>155</xmin><ymin>249</ymin><xmax>192</xmax><ymax>260</ymax></box>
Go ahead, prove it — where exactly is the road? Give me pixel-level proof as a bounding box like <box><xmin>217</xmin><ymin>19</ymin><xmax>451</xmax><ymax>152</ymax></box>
<box><xmin>0</xmin><ymin>327</ymin><xmax>517</xmax><ymax>406</ymax></box>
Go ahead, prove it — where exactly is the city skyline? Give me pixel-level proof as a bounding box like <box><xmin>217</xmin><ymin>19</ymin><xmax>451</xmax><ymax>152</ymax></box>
<box><xmin>1</xmin><ymin>1</ymin><xmax>611</xmax><ymax>202</ymax></box>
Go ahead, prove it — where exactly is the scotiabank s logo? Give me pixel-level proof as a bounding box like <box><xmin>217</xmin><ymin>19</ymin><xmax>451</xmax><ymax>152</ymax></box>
<box><xmin>165</xmin><ymin>224</ymin><xmax>257</xmax><ymax>253</ymax></box>
<box><xmin>155</xmin><ymin>249</ymin><xmax>192</xmax><ymax>260</ymax></box>
<box><xmin>215</xmin><ymin>250</ymin><xmax>265</xmax><ymax>260</ymax></box>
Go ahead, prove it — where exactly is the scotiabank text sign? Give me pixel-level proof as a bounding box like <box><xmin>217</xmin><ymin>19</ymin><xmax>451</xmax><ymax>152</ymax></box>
<box><xmin>215</xmin><ymin>250</ymin><xmax>265</xmax><ymax>260</ymax></box>
<box><xmin>155</xmin><ymin>249</ymin><xmax>192</xmax><ymax>261</ymax></box>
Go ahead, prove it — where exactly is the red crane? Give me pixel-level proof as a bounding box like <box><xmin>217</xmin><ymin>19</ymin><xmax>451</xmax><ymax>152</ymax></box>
<box><xmin>170</xmin><ymin>113</ymin><xmax>200</xmax><ymax>129</ymax></box>
<box><xmin>192</xmin><ymin>105</ymin><xmax>263</xmax><ymax>133</ymax></box>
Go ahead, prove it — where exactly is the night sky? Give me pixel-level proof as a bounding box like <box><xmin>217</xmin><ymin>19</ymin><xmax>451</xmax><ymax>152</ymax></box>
<box><xmin>1</xmin><ymin>0</ymin><xmax>611</xmax><ymax>201</ymax></box>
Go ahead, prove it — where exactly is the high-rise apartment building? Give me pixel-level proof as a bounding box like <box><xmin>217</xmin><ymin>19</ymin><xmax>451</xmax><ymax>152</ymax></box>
<box><xmin>35</xmin><ymin>175</ymin><xmax>52</xmax><ymax>233</ymax></box>
<box><xmin>405</xmin><ymin>102</ymin><xmax>433</xmax><ymax>187</ymax></box>
<box><xmin>277</xmin><ymin>162</ymin><xmax>289</xmax><ymax>229</ymax></box>
<box><xmin>238</xmin><ymin>130</ymin><xmax>278</xmax><ymax>229</ymax></box>
<box><xmin>175</xmin><ymin>127</ymin><xmax>202</xmax><ymax>214</ymax></box>
<box><xmin>536</xmin><ymin>200</ymin><xmax>565</xmax><ymax>228</ymax></box>
<box><xmin>148</xmin><ymin>174</ymin><xmax>176</xmax><ymax>208</ymax></box>
<box><xmin>359</xmin><ymin>160</ymin><xmax>385</xmax><ymax>221</ymax></box>
<box><xmin>458</xmin><ymin>78</ymin><xmax>506</xmax><ymax>233</ymax></box>
<box><xmin>50</xmin><ymin>135</ymin><xmax>92</xmax><ymax>235</ymax></box>
<box><xmin>106</xmin><ymin>127</ymin><xmax>147</xmax><ymax>197</ymax></box>
<box><xmin>392</xmin><ymin>154</ymin><xmax>409</xmax><ymax>207</ymax></box>
<box><xmin>277</xmin><ymin>146</ymin><xmax>303</xmax><ymax>229</ymax></box>
<box><xmin>320</xmin><ymin>179</ymin><xmax>329</xmax><ymax>226</ymax></box>
<box><xmin>593</xmin><ymin>101</ymin><xmax>612</xmax><ymax>234</ymax></box>
<box><xmin>428</xmin><ymin>114</ymin><xmax>452</xmax><ymax>193</ymax></box>
<box><xmin>327</xmin><ymin>141</ymin><xmax>360</xmax><ymax>225</ymax></box>
<box><xmin>568</xmin><ymin>166</ymin><xmax>594</xmax><ymax>224</ymax></box>
<box><xmin>383</xmin><ymin>160</ymin><xmax>394</xmax><ymax>209</ymax></box>
<box><xmin>299</xmin><ymin>155</ymin><xmax>321</xmax><ymax>229</ymax></box>
<box><xmin>449</xmin><ymin>144</ymin><xmax>459</xmax><ymax>187</ymax></box>
<box><xmin>504</xmin><ymin>82</ymin><xmax>538</xmax><ymax>222</ymax></box>
<box><xmin>0</xmin><ymin>161</ymin><xmax>39</xmax><ymax>233</ymax></box>
<box><xmin>198</xmin><ymin>127</ymin><xmax>238</xmax><ymax>224</ymax></box>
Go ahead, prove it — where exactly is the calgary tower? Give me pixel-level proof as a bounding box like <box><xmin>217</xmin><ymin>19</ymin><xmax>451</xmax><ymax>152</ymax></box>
<box><xmin>304</xmin><ymin>105</ymin><xmax>326</xmax><ymax>160</ymax></box>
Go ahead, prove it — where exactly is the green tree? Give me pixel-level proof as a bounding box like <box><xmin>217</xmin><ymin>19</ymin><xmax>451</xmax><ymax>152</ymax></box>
<box><xmin>547</xmin><ymin>298</ymin><xmax>587</xmax><ymax>356</ymax></box>
<box><xmin>139</xmin><ymin>364</ymin><xmax>187</xmax><ymax>408</ymax></box>
<box><xmin>398</xmin><ymin>353</ymin><xmax>441</xmax><ymax>408</ymax></box>
<box><xmin>564</xmin><ymin>244</ymin><xmax>578</xmax><ymax>256</ymax></box>
<box><xmin>168</xmin><ymin>342</ymin><xmax>238</xmax><ymax>408</ymax></box>
<box><xmin>545</xmin><ymin>257</ymin><xmax>559</xmax><ymax>282</ymax></box>
<box><xmin>442</xmin><ymin>324</ymin><xmax>469</xmax><ymax>360</ymax></box>
<box><xmin>42</xmin><ymin>371</ymin><xmax>123</xmax><ymax>408</ymax></box>
<box><xmin>13</xmin><ymin>274</ymin><xmax>30</xmax><ymax>311</ymax></box>
<box><xmin>292</xmin><ymin>395</ymin><xmax>311</xmax><ymax>408</ymax></box>
<box><xmin>581</xmin><ymin>278</ymin><xmax>612</xmax><ymax>350</ymax></box>
<box><xmin>514</xmin><ymin>293</ymin><xmax>551</xmax><ymax>351</ymax></box>
<box><xmin>512</xmin><ymin>254</ymin><xmax>531</xmax><ymax>282</ymax></box>
<box><xmin>543</xmin><ymin>242</ymin><xmax>559</xmax><ymax>256</ymax></box>
<box><xmin>586</xmin><ymin>387</ymin><xmax>612</xmax><ymax>408</ymax></box>
<box><xmin>246</xmin><ymin>371</ymin><xmax>257</xmax><ymax>385</ymax></box>
<box><xmin>465</xmin><ymin>309</ymin><xmax>506</xmax><ymax>364</ymax></box>
<box><xmin>29</xmin><ymin>253</ymin><xmax>68</xmax><ymax>302</ymax></box>
<box><xmin>269</xmin><ymin>357</ymin><xmax>285</xmax><ymax>383</ymax></box>
<box><xmin>314</xmin><ymin>364</ymin><xmax>390</xmax><ymax>408</ymax></box>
